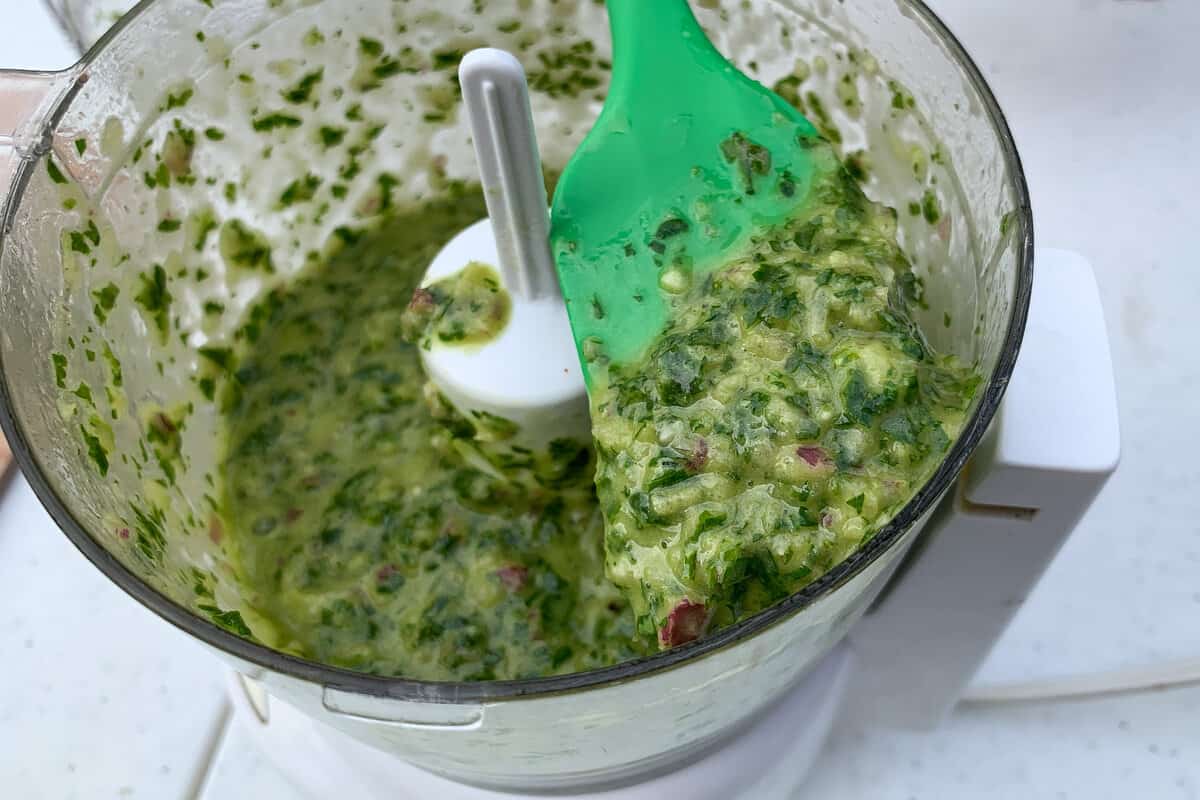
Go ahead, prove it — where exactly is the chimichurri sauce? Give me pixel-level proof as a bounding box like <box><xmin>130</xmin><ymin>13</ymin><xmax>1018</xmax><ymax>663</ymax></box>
<box><xmin>222</xmin><ymin>193</ymin><xmax>652</xmax><ymax>681</ymax></box>
<box><xmin>221</xmin><ymin>145</ymin><xmax>977</xmax><ymax>677</ymax></box>
<box><xmin>588</xmin><ymin>140</ymin><xmax>979</xmax><ymax>647</ymax></box>
<box><xmin>402</xmin><ymin>261</ymin><xmax>512</xmax><ymax>348</ymax></box>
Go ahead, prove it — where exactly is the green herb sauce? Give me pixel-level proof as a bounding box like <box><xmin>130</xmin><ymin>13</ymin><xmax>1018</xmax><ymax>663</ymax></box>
<box><xmin>222</xmin><ymin>195</ymin><xmax>651</xmax><ymax>680</ymax></box>
<box><xmin>221</xmin><ymin>149</ymin><xmax>976</xmax><ymax>674</ymax></box>
<box><xmin>401</xmin><ymin>261</ymin><xmax>512</xmax><ymax>348</ymax></box>
<box><xmin>587</xmin><ymin>140</ymin><xmax>978</xmax><ymax>647</ymax></box>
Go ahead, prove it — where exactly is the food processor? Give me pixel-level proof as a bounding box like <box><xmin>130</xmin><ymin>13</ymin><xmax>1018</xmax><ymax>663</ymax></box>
<box><xmin>1</xmin><ymin>1</ymin><xmax>1119</xmax><ymax>797</ymax></box>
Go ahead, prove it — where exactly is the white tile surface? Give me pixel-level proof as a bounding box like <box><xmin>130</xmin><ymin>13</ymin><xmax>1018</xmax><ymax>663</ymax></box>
<box><xmin>199</xmin><ymin>682</ymin><xmax>1200</xmax><ymax>800</ymax></box>
<box><xmin>197</xmin><ymin>714</ymin><xmax>302</xmax><ymax>800</ymax></box>
<box><xmin>3</xmin><ymin>4</ymin><xmax>76</xmax><ymax>71</ymax></box>
<box><xmin>804</xmin><ymin>684</ymin><xmax>1200</xmax><ymax>800</ymax></box>
<box><xmin>0</xmin><ymin>476</ymin><xmax>229</xmax><ymax>800</ymax></box>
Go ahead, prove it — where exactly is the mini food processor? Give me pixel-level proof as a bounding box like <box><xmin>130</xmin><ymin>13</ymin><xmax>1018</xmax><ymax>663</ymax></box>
<box><xmin>1</xmin><ymin>1</ymin><xmax>1119</xmax><ymax>796</ymax></box>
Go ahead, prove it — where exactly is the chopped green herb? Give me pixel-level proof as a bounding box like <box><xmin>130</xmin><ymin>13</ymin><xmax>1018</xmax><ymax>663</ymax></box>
<box><xmin>1000</xmin><ymin>211</ymin><xmax>1016</xmax><ymax>237</ymax></box>
<box><xmin>103</xmin><ymin>345</ymin><xmax>123</xmax><ymax>387</ymax></box>
<box><xmin>164</xmin><ymin>87</ymin><xmax>194</xmax><ymax>109</ymax></box>
<box><xmin>92</xmin><ymin>283</ymin><xmax>120</xmax><ymax>323</ymax></box>
<box><xmin>130</xmin><ymin>503</ymin><xmax>167</xmax><ymax>565</ymax></box>
<box><xmin>319</xmin><ymin>126</ymin><xmax>347</xmax><ymax>148</ymax></box>
<box><xmin>720</xmin><ymin>132</ymin><xmax>772</xmax><ymax>194</ymax></box>
<box><xmin>655</xmin><ymin>218</ymin><xmax>689</xmax><ymax>239</ymax></box>
<box><xmin>193</xmin><ymin>209</ymin><xmax>219</xmax><ymax>251</ymax></box>
<box><xmin>198</xmin><ymin>347</ymin><xmax>234</xmax><ymax>371</ymax></box>
<box><xmin>81</xmin><ymin>426</ymin><xmax>109</xmax><ymax>475</ymax></box>
<box><xmin>279</xmin><ymin>173</ymin><xmax>322</xmax><ymax>207</ymax></box>
<box><xmin>199</xmin><ymin>605</ymin><xmax>254</xmax><ymax>637</ymax></box>
<box><xmin>134</xmin><ymin>264</ymin><xmax>172</xmax><ymax>340</ymax></box>
<box><xmin>921</xmin><ymin>189</ymin><xmax>941</xmax><ymax>224</ymax></box>
<box><xmin>219</xmin><ymin>219</ymin><xmax>274</xmax><ymax>272</ymax></box>
<box><xmin>252</xmin><ymin>113</ymin><xmax>303</xmax><ymax>132</ymax></box>
<box><xmin>46</xmin><ymin>158</ymin><xmax>68</xmax><ymax>184</ymax></box>
<box><xmin>51</xmin><ymin>353</ymin><xmax>68</xmax><ymax>388</ymax></box>
<box><xmin>282</xmin><ymin>68</ymin><xmax>324</xmax><ymax>104</ymax></box>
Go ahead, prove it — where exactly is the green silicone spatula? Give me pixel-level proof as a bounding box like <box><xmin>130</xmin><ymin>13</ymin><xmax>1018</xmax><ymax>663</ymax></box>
<box><xmin>550</xmin><ymin>0</ymin><xmax>824</xmax><ymax>376</ymax></box>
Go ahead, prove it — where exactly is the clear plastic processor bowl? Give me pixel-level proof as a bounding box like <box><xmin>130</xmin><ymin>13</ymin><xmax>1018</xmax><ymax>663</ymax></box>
<box><xmin>0</xmin><ymin>0</ymin><xmax>1031</xmax><ymax>791</ymax></box>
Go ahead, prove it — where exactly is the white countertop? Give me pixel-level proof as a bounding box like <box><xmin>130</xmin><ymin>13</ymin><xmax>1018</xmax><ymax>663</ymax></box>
<box><xmin>2</xmin><ymin>1</ymin><xmax>1198</xmax><ymax>797</ymax></box>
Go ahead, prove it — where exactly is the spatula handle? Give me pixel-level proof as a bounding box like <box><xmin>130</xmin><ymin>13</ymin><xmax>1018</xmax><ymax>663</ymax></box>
<box><xmin>458</xmin><ymin>49</ymin><xmax>559</xmax><ymax>301</ymax></box>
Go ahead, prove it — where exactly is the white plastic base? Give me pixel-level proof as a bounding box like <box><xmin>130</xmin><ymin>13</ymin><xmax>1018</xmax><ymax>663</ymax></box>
<box><xmin>847</xmin><ymin>248</ymin><xmax>1119</xmax><ymax>729</ymax></box>
<box><xmin>422</xmin><ymin>217</ymin><xmax>590</xmax><ymax>448</ymax></box>
<box><xmin>227</xmin><ymin>646</ymin><xmax>852</xmax><ymax>799</ymax></box>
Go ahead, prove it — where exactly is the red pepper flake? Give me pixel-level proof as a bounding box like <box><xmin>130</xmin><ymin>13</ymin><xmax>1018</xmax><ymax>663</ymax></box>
<box><xmin>685</xmin><ymin>437</ymin><xmax>709</xmax><ymax>472</ymax></box>
<box><xmin>208</xmin><ymin>516</ymin><xmax>224</xmax><ymax>544</ymax></box>
<box><xmin>659</xmin><ymin>599</ymin><xmax>710</xmax><ymax>647</ymax></box>
<box><xmin>527</xmin><ymin>607</ymin><xmax>544</xmax><ymax>640</ymax></box>
<box><xmin>285</xmin><ymin>508</ymin><xmax>303</xmax><ymax>523</ymax></box>
<box><xmin>407</xmin><ymin>287</ymin><xmax>435</xmax><ymax>312</ymax></box>
<box><xmin>376</xmin><ymin>564</ymin><xmax>399</xmax><ymax>582</ymax></box>
<box><xmin>117</xmin><ymin>527</ymin><xmax>130</xmax><ymax>540</ymax></box>
<box><xmin>797</xmin><ymin>445</ymin><xmax>829</xmax><ymax>467</ymax></box>
<box><xmin>496</xmin><ymin>564</ymin><xmax>528</xmax><ymax>592</ymax></box>
<box><xmin>937</xmin><ymin>215</ymin><xmax>952</xmax><ymax>243</ymax></box>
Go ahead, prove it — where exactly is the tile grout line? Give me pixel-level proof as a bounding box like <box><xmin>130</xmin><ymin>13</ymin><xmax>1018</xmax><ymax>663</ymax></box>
<box><xmin>962</xmin><ymin>660</ymin><xmax>1200</xmax><ymax>706</ymax></box>
<box><xmin>184</xmin><ymin>698</ymin><xmax>234</xmax><ymax>800</ymax></box>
